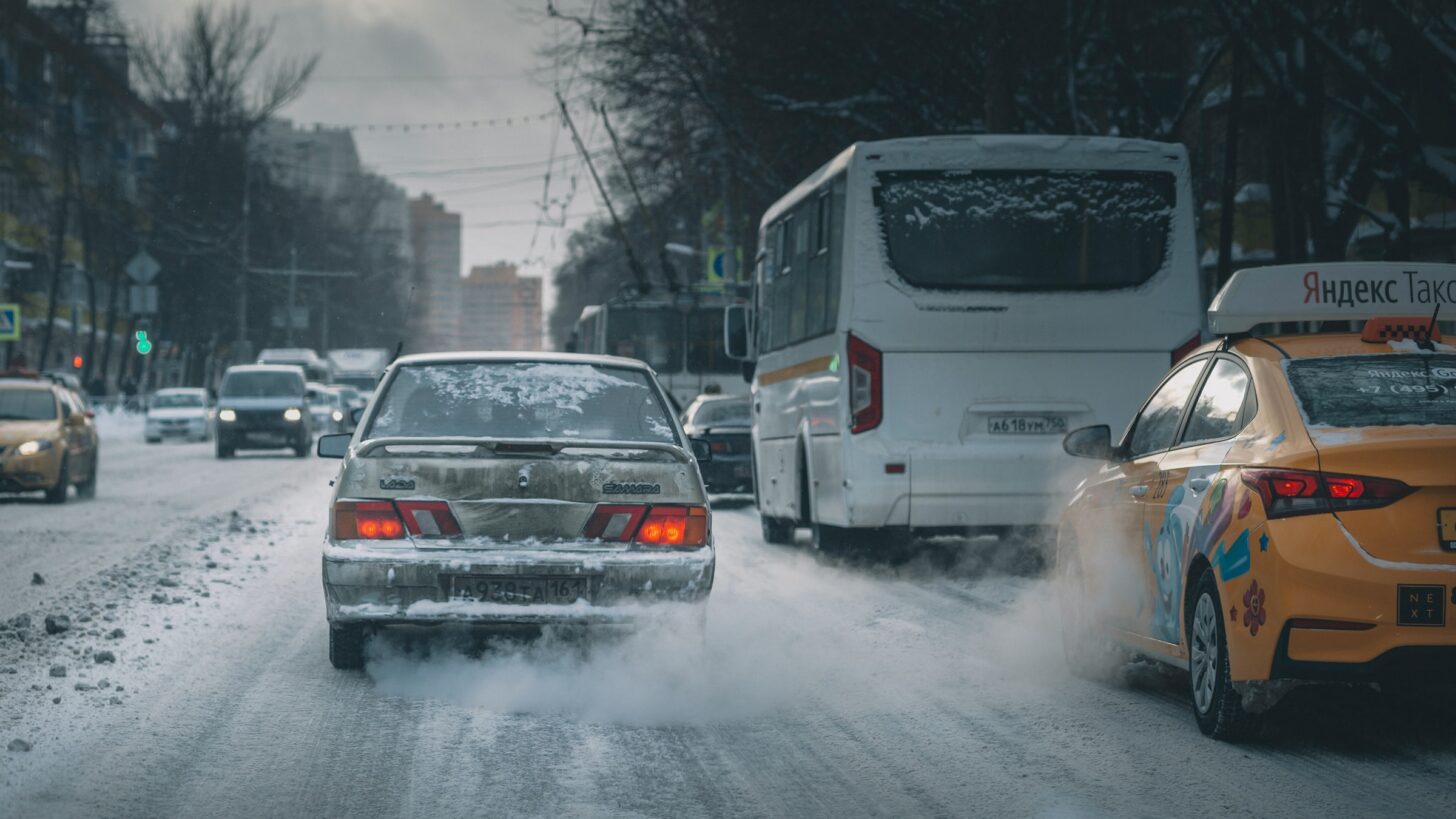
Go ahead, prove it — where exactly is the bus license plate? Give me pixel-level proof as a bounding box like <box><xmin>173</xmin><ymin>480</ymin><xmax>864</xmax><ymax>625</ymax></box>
<box><xmin>449</xmin><ymin>576</ymin><xmax>591</xmax><ymax>606</ymax></box>
<box><xmin>988</xmin><ymin>415</ymin><xmax>1068</xmax><ymax>435</ymax></box>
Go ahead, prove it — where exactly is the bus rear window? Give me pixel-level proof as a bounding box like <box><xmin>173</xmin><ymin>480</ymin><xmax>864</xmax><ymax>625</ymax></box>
<box><xmin>873</xmin><ymin>169</ymin><xmax>1175</xmax><ymax>291</ymax></box>
<box><xmin>1284</xmin><ymin>354</ymin><xmax>1456</xmax><ymax>428</ymax></box>
<box><xmin>605</xmin><ymin>308</ymin><xmax>683</xmax><ymax>372</ymax></box>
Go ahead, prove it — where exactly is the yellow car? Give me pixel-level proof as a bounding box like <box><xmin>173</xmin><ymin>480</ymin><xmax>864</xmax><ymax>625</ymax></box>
<box><xmin>0</xmin><ymin>373</ymin><xmax>100</xmax><ymax>503</ymax></box>
<box><xmin>1058</xmin><ymin>263</ymin><xmax>1455</xmax><ymax>739</ymax></box>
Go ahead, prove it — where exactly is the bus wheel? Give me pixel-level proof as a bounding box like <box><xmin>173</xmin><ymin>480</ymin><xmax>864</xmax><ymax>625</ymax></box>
<box><xmin>761</xmin><ymin>516</ymin><xmax>796</xmax><ymax>545</ymax></box>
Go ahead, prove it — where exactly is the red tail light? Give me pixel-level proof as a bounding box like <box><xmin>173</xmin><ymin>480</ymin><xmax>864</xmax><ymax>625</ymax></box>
<box><xmin>334</xmin><ymin>500</ymin><xmax>407</xmax><ymax>540</ymax></box>
<box><xmin>1241</xmin><ymin>468</ymin><xmax>1412</xmax><ymax>519</ymax></box>
<box><xmin>847</xmin><ymin>333</ymin><xmax>882</xmax><ymax>434</ymax></box>
<box><xmin>1171</xmin><ymin>333</ymin><xmax>1201</xmax><ymax>366</ymax></box>
<box><xmin>581</xmin><ymin>504</ymin><xmax>709</xmax><ymax>547</ymax></box>
<box><xmin>581</xmin><ymin>504</ymin><xmax>649</xmax><ymax>542</ymax></box>
<box><xmin>396</xmin><ymin>500</ymin><xmax>462</xmax><ymax>537</ymax></box>
<box><xmin>636</xmin><ymin>505</ymin><xmax>709</xmax><ymax>547</ymax></box>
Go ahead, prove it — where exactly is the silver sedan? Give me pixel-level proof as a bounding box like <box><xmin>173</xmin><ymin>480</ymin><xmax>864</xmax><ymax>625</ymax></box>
<box><xmin>315</xmin><ymin>352</ymin><xmax>716</xmax><ymax>669</ymax></box>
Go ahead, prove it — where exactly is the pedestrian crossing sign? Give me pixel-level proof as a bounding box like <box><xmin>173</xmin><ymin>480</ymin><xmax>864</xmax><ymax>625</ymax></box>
<box><xmin>0</xmin><ymin>303</ymin><xmax>18</xmax><ymax>341</ymax></box>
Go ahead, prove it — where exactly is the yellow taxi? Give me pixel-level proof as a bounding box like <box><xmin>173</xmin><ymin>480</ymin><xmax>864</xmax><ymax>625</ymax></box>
<box><xmin>0</xmin><ymin>371</ymin><xmax>100</xmax><ymax>503</ymax></box>
<box><xmin>1058</xmin><ymin>263</ymin><xmax>1455</xmax><ymax>739</ymax></box>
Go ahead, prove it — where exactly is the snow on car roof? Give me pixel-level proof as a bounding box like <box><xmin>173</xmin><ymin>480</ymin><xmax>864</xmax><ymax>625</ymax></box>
<box><xmin>391</xmin><ymin>350</ymin><xmax>653</xmax><ymax>371</ymax></box>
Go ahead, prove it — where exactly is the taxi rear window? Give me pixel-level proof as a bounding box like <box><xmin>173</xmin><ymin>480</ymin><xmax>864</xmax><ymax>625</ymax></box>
<box><xmin>1284</xmin><ymin>354</ymin><xmax>1456</xmax><ymax>428</ymax></box>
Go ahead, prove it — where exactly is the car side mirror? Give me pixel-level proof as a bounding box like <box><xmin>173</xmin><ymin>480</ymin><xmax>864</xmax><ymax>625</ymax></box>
<box><xmin>350</xmin><ymin>407</ymin><xmax>364</xmax><ymax>425</ymax></box>
<box><xmin>316</xmin><ymin>433</ymin><xmax>351</xmax><ymax>459</ymax></box>
<box><xmin>690</xmin><ymin>437</ymin><xmax>713</xmax><ymax>463</ymax></box>
<box><xmin>1063</xmin><ymin>424</ymin><xmax>1114</xmax><ymax>460</ymax></box>
<box><xmin>724</xmin><ymin>304</ymin><xmax>752</xmax><ymax>361</ymax></box>
<box><xmin>66</xmin><ymin>412</ymin><xmax>87</xmax><ymax>427</ymax></box>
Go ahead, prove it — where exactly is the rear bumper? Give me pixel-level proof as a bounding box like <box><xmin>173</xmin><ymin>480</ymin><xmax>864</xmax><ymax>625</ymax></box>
<box><xmin>1235</xmin><ymin>515</ymin><xmax>1456</xmax><ymax>682</ymax></box>
<box><xmin>323</xmin><ymin>542</ymin><xmax>714</xmax><ymax>625</ymax></box>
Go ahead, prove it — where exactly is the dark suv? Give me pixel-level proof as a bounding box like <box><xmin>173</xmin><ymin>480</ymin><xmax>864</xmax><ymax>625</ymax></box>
<box><xmin>215</xmin><ymin>365</ymin><xmax>312</xmax><ymax>458</ymax></box>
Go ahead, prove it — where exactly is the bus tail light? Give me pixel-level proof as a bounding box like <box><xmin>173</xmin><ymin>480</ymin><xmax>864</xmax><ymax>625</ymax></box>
<box><xmin>334</xmin><ymin>500</ymin><xmax>407</xmax><ymax>540</ymax></box>
<box><xmin>1241</xmin><ymin>468</ymin><xmax>1412</xmax><ymax>519</ymax></box>
<box><xmin>1171</xmin><ymin>333</ymin><xmax>1201</xmax><ymax>366</ymax></box>
<box><xmin>847</xmin><ymin>333</ymin><xmax>882</xmax><ymax>434</ymax></box>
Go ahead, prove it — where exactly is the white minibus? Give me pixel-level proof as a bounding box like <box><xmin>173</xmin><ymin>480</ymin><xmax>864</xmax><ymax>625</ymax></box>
<box><xmin>725</xmin><ymin>135</ymin><xmax>1203</xmax><ymax>551</ymax></box>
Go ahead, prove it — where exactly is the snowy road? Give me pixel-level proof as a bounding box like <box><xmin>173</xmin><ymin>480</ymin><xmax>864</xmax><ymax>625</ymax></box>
<box><xmin>2</xmin><ymin>433</ymin><xmax>1455</xmax><ymax>818</ymax></box>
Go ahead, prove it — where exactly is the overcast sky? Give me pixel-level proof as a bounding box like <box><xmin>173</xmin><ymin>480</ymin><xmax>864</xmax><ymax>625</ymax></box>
<box><xmin>114</xmin><ymin>0</ymin><xmax>604</xmax><ymax>315</ymax></box>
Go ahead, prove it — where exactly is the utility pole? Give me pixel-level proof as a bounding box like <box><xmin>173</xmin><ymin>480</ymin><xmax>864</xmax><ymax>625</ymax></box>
<box><xmin>286</xmin><ymin>245</ymin><xmax>298</xmax><ymax>346</ymax></box>
<box><xmin>556</xmin><ymin>92</ymin><xmax>652</xmax><ymax>295</ymax></box>
<box><xmin>237</xmin><ymin>137</ymin><xmax>251</xmax><ymax>363</ymax></box>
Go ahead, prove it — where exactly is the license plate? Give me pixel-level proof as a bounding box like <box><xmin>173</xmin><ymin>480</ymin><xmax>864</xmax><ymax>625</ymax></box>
<box><xmin>987</xmin><ymin>415</ymin><xmax>1068</xmax><ymax>435</ymax></box>
<box><xmin>733</xmin><ymin>464</ymin><xmax>752</xmax><ymax>478</ymax></box>
<box><xmin>1397</xmin><ymin>585</ymin><xmax>1447</xmax><ymax>626</ymax></box>
<box><xmin>1440</xmin><ymin>508</ymin><xmax>1456</xmax><ymax>551</ymax></box>
<box><xmin>449</xmin><ymin>575</ymin><xmax>591</xmax><ymax>605</ymax></box>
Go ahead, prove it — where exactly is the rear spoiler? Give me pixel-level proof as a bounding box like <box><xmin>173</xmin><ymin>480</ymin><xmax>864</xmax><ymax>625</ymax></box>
<box><xmin>353</xmin><ymin>436</ymin><xmax>693</xmax><ymax>464</ymax></box>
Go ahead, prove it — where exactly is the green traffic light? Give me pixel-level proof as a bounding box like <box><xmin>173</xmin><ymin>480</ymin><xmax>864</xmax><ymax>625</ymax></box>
<box><xmin>135</xmin><ymin>330</ymin><xmax>153</xmax><ymax>355</ymax></box>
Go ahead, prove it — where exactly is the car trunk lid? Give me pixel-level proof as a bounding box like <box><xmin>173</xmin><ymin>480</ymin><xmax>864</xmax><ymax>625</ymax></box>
<box><xmin>1312</xmin><ymin>430</ymin><xmax>1456</xmax><ymax>564</ymax></box>
<box><xmin>337</xmin><ymin>439</ymin><xmax>704</xmax><ymax>548</ymax></box>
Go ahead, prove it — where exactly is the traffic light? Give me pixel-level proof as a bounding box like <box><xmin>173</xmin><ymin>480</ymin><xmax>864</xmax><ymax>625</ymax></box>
<box><xmin>72</xmin><ymin>355</ymin><xmax>83</xmax><ymax>369</ymax></box>
<box><xmin>135</xmin><ymin>330</ymin><xmax>153</xmax><ymax>355</ymax></box>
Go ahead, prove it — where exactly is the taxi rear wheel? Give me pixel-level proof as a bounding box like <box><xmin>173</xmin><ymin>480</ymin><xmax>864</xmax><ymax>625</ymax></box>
<box><xmin>1058</xmin><ymin>540</ymin><xmax>1119</xmax><ymax>680</ymax></box>
<box><xmin>329</xmin><ymin>623</ymin><xmax>366</xmax><ymax>670</ymax></box>
<box><xmin>1189</xmin><ymin>569</ymin><xmax>1259</xmax><ymax>740</ymax></box>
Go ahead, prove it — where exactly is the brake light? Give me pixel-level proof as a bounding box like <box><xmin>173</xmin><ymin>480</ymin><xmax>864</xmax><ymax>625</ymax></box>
<box><xmin>334</xmin><ymin>500</ymin><xmax>406</xmax><ymax>540</ymax></box>
<box><xmin>1171</xmin><ymin>333</ymin><xmax>1201</xmax><ymax>366</ymax></box>
<box><xmin>396</xmin><ymin>500</ymin><xmax>462</xmax><ymax>537</ymax></box>
<box><xmin>581</xmin><ymin>504</ymin><xmax>649</xmax><ymax>542</ymax></box>
<box><xmin>636</xmin><ymin>505</ymin><xmax>709</xmax><ymax>547</ymax></box>
<box><xmin>847</xmin><ymin>333</ymin><xmax>882</xmax><ymax>434</ymax></box>
<box><xmin>1241</xmin><ymin>468</ymin><xmax>1412</xmax><ymax>519</ymax></box>
<box><xmin>710</xmin><ymin>441</ymin><xmax>731</xmax><ymax>454</ymax></box>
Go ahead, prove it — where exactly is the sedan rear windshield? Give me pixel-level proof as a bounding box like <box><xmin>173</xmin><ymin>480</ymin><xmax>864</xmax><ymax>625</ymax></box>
<box><xmin>368</xmin><ymin>362</ymin><xmax>677</xmax><ymax>443</ymax></box>
<box><xmin>873</xmin><ymin>169</ymin><xmax>1175</xmax><ymax>291</ymax></box>
<box><xmin>0</xmin><ymin>389</ymin><xmax>58</xmax><ymax>421</ymax></box>
<box><xmin>1284</xmin><ymin>354</ymin><xmax>1456</xmax><ymax>428</ymax></box>
<box><xmin>221</xmin><ymin>372</ymin><xmax>305</xmax><ymax>398</ymax></box>
<box><xmin>691</xmin><ymin>399</ymin><xmax>750</xmax><ymax>427</ymax></box>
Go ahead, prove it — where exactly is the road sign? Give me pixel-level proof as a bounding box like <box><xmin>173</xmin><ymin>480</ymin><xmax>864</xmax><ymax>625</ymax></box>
<box><xmin>0</xmin><ymin>303</ymin><xmax>18</xmax><ymax>341</ymax></box>
<box><xmin>705</xmin><ymin>246</ymin><xmax>741</xmax><ymax>291</ymax></box>
<box><xmin>126</xmin><ymin>250</ymin><xmax>161</xmax><ymax>284</ymax></box>
<box><xmin>129</xmin><ymin>285</ymin><xmax>158</xmax><ymax>315</ymax></box>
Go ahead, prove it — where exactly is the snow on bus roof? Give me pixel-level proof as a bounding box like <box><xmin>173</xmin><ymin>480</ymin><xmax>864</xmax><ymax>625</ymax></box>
<box><xmin>1207</xmin><ymin>262</ymin><xmax>1456</xmax><ymax>334</ymax></box>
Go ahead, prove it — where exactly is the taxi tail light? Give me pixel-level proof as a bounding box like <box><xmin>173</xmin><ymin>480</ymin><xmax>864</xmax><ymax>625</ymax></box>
<box><xmin>635</xmin><ymin>505</ymin><xmax>710</xmax><ymax>547</ymax></box>
<box><xmin>1171</xmin><ymin>333</ymin><xmax>1202</xmax><ymax>366</ymax></box>
<box><xmin>1241</xmin><ymin>468</ymin><xmax>1413</xmax><ymax>519</ymax></box>
<box><xmin>848</xmin><ymin>333</ymin><xmax>882</xmax><ymax>434</ymax></box>
<box><xmin>582</xmin><ymin>504</ymin><xmax>649</xmax><ymax>542</ymax></box>
<box><xmin>396</xmin><ymin>500</ymin><xmax>462</xmax><ymax>538</ymax></box>
<box><xmin>334</xmin><ymin>500</ymin><xmax>407</xmax><ymax>540</ymax></box>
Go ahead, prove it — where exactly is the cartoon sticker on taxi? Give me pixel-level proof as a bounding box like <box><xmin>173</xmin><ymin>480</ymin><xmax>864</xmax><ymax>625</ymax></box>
<box><xmin>1059</xmin><ymin>263</ymin><xmax>1456</xmax><ymax>740</ymax></box>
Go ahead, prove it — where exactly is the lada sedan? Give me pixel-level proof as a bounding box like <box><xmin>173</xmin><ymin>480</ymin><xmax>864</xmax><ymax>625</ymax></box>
<box><xmin>315</xmin><ymin>352</ymin><xmax>716</xmax><ymax>669</ymax></box>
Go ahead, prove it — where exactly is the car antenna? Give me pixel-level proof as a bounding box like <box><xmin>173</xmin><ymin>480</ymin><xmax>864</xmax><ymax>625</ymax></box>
<box><xmin>1422</xmin><ymin>302</ymin><xmax>1441</xmax><ymax>351</ymax></box>
<box><xmin>390</xmin><ymin>340</ymin><xmax>404</xmax><ymax>364</ymax></box>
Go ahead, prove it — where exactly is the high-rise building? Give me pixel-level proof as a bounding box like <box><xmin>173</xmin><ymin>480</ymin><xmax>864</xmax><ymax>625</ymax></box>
<box><xmin>406</xmin><ymin>194</ymin><xmax>462</xmax><ymax>353</ymax></box>
<box><xmin>454</xmin><ymin>263</ymin><xmax>543</xmax><ymax>352</ymax></box>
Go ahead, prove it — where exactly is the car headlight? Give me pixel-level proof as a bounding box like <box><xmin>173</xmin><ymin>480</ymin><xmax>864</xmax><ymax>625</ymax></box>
<box><xmin>218</xmin><ymin>409</ymin><xmax>237</xmax><ymax>423</ymax></box>
<box><xmin>332</xmin><ymin>410</ymin><xmax>344</xmax><ymax>422</ymax></box>
<box><xmin>284</xmin><ymin>407</ymin><xmax>303</xmax><ymax>422</ymax></box>
<box><xmin>16</xmin><ymin>439</ymin><xmax>54</xmax><ymax>456</ymax></box>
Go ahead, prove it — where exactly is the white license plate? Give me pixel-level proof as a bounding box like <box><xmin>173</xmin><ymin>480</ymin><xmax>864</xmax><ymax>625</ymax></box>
<box><xmin>987</xmin><ymin>415</ymin><xmax>1068</xmax><ymax>435</ymax></box>
<box><xmin>449</xmin><ymin>575</ymin><xmax>591</xmax><ymax>605</ymax></box>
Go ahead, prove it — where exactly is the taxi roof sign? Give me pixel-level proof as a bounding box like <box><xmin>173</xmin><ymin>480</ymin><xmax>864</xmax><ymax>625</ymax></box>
<box><xmin>1207</xmin><ymin>263</ymin><xmax>1456</xmax><ymax>335</ymax></box>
